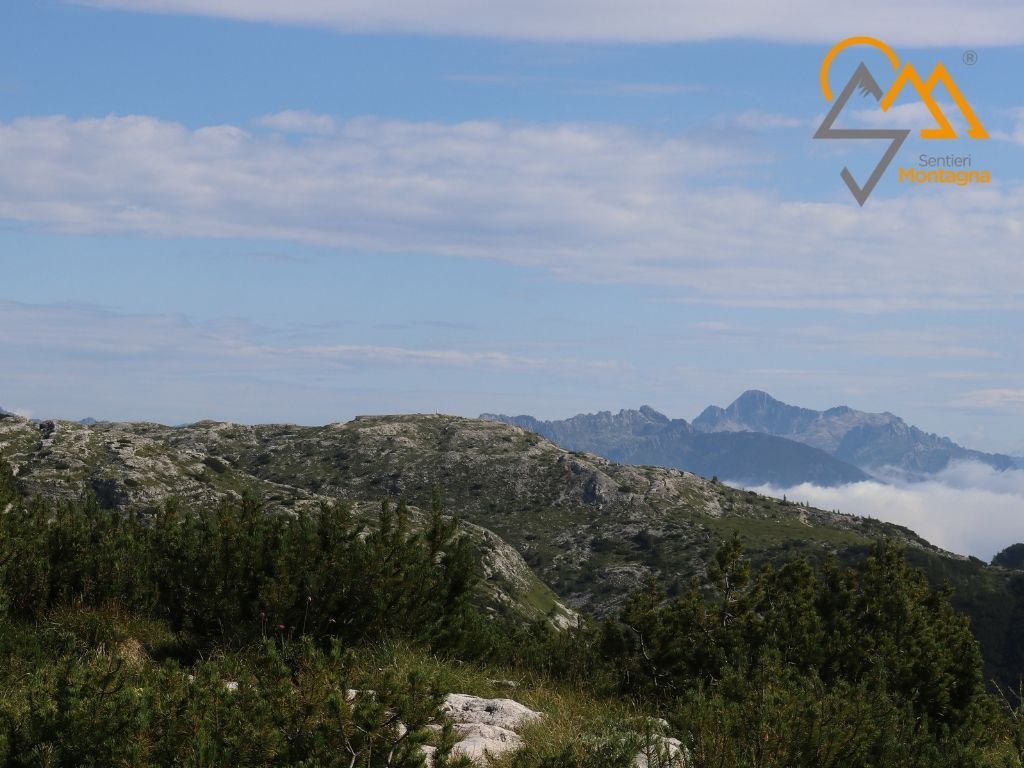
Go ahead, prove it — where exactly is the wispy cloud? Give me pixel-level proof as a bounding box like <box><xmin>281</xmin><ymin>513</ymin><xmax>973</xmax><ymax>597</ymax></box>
<box><xmin>256</xmin><ymin>110</ymin><xmax>337</xmax><ymax>136</ymax></box>
<box><xmin>300</xmin><ymin>344</ymin><xmax>625</xmax><ymax>373</ymax></box>
<box><xmin>684</xmin><ymin>323</ymin><xmax>1002</xmax><ymax>361</ymax></box>
<box><xmin>0</xmin><ymin>299</ymin><xmax>629</xmax><ymax>422</ymax></box>
<box><xmin>446</xmin><ymin>74</ymin><xmax>701</xmax><ymax>96</ymax></box>
<box><xmin>950</xmin><ymin>388</ymin><xmax>1024</xmax><ymax>412</ymax></box>
<box><xmin>73</xmin><ymin>0</ymin><xmax>1024</xmax><ymax>46</ymax></box>
<box><xmin>571</xmin><ymin>82</ymin><xmax>704</xmax><ymax>96</ymax></box>
<box><xmin>0</xmin><ymin>300</ymin><xmax>619</xmax><ymax>376</ymax></box>
<box><xmin>445</xmin><ymin>74</ymin><xmax>547</xmax><ymax>87</ymax></box>
<box><xmin>2</xmin><ymin>112</ymin><xmax>1024</xmax><ymax>312</ymax></box>
<box><xmin>747</xmin><ymin>461</ymin><xmax>1024</xmax><ymax>560</ymax></box>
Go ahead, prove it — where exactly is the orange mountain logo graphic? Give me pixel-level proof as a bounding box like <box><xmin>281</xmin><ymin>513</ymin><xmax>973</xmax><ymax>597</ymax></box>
<box><xmin>814</xmin><ymin>37</ymin><xmax>988</xmax><ymax>205</ymax></box>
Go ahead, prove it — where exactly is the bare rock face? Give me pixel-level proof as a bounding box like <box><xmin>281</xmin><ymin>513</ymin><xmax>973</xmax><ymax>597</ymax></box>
<box><xmin>632</xmin><ymin>718</ymin><xmax>688</xmax><ymax>767</ymax></box>
<box><xmin>346</xmin><ymin>689</ymin><xmax>543</xmax><ymax>766</ymax></box>
<box><xmin>442</xmin><ymin>693</ymin><xmax>542</xmax><ymax>761</ymax></box>
<box><xmin>431</xmin><ymin>695</ymin><xmax>689</xmax><ymax>767</ymax></box>
<box><xmin>449</xmin><ymin>722</ymin><xmax>525</xmax><ymax>760</ymax></box>
<box><xmin>443</xmin><ymin>692</ymin><xmax>543</xmax><ymax>731</ymax></box>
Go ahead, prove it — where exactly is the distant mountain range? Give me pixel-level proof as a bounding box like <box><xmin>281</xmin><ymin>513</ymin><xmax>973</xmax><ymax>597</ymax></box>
<box><xmin>482</xmin><ymin>405</ymin><xmax>869</xmax><ymax>487</ymax></box>
<box><xmin>484</xmin><ymin>390</ymin><xmax>1018</xmax><ymax>486</ymax></box>
<box><xmin>694</xmin><ymin>390</ymin><xmax>1017</xmax><ymax>477</ymax></box>
<box><xmin>4</xmin><ymin>390</ymin><xmax>1017</xmax><ymax>488</ymax></box>
<box><xmin>0</xmin><ymin>406</ymin><xmax>98</xmax><ymax>426</ymax></box>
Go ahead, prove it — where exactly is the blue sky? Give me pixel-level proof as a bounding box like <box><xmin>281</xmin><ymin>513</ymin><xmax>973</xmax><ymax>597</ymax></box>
<box><xmin>2</xmin><ymin>0</ymin><xmax>1024</xmax><ymax>456</ymax></box>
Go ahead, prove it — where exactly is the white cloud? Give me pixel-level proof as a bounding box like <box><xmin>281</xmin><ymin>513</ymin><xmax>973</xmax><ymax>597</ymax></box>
<box><xmin>848</xmin><ymin>101</ymin><xmax>970</xmax><ymax>138</ymax></box>
<box><xmin>746</xmin><ymin>461</ymin><xmax>1024</xmax><ymax>561</ymax></box>
<box><xmin>73</xmin><ymin>0</ymin><xmax>1024</xmax><ymax>46</ymax></box>
<box><xmin>851</xmin><ymin>102</ymin><xmax>944</xmax><ymax>128</ymax></box>
<box><xmin>991</xmin><ymin>108</ymin><xmax>1024</xmax><ymax>145</ymax></box>
<box><xmin>2</xmin><ymin>113</ymin><xmax>1024</xmax><ymax>311</ymax></box>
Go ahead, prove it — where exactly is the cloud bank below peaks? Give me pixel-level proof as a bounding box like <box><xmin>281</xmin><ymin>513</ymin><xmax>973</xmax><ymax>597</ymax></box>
<box><xmin>746</xmin><ymin>461</ymin><xmax>1024</xmax><ymax>562</ymax></box>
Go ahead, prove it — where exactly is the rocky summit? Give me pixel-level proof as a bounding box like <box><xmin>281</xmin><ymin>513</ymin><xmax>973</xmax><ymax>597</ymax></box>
<box><xmin>3</xmin><ymin>409</ymin><xmax>1024</xmax><ymax>686</ymax></box>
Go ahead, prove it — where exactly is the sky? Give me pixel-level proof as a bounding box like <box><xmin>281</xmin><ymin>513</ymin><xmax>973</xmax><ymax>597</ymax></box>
<box><xmin>2</xmin><ymin>0</ymin><xmax>1024</xmax><ymax>464</ymax></box>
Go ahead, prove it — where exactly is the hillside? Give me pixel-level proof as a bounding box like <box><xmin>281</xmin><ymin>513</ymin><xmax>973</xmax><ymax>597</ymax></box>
<box><xmin>0</xmin><ymin>446</ymin><xmax>1009</xmax><ymax>767</ymax></box>
<box><xmin>2</xmin><ymin>410</ymin><xmax>1023</xmax><ymax>686</ymax></box>
<box><xmin>0</xmin><ymin>413</ymin><xmax>575</xmax><ymax>629</ymax></box>
<box><xmin>483</xmin><ymin>406</ymin><xmax>869</xmax><ymax>486</ymax></box>
<box><xmin>695</xmin><ymin>390</ymin><xmax>1017</xmax><ymax>476</ymax></box>
<box><xmin>0</xmin><ymin>411</ymin><xmax>904</xmax><ymax>611</ymax></box>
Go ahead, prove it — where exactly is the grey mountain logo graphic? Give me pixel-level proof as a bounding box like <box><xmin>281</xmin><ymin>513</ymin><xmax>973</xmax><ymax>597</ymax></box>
<box><xmin>813</xmin><ymin>62</ymin><xmax>910</xmax><ymax>206</ymax></box>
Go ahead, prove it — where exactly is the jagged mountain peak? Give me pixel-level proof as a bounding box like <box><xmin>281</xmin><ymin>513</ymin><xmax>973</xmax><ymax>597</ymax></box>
<box><xmin>485</xmin><ymin>405</ymin><xmax>866</xmax><ymax>487</ymax></box>
<box><xmin>823</xmin><ymin>405</ymin><xmax>854</xmax><ymax>417</ymax></box>
<box><xmin>694</xmin><ymin>390</ymin><xmax>820</xmax><ymax>439</ymax></box>
<box><xmin>733</xmin><ymin>389</ymin><xmax>780</xmax><ymax>404</ymax></box>
<box><xmin>696</xmin><ymin>391</ymin><xmax>1014</xmax><ymax>475</ymax></box>
<box><xmin>637</xmin><ymin>404</ymin><xmax>670</xmax><ymax>423</ymax></box>
<box><xmin>728</xmin><ymin>389</ymin><xmax>809</xmax><ymax>417</ymax></box>
<box><xmin>484</xmin><ymin>406</ymin><xmax>684</xmax><ymax>439</ymax></box>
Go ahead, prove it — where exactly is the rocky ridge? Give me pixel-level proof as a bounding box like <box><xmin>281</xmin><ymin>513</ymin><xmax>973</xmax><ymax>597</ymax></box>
<box><xmin>694</xmin><ymin>390</ymin><xmax>1016</xmax><ymax>476</ymax></box>
<box><xmin>0</xmin><ymin>410</ymin><xmax>938</xmax><ymax>618</ymax></box>
<box><xmin>0</xmin><ymin>412</ymin><xmax>576</xmax><ymax>628</ymax></box>
<box><xmin>484</xmin><ymin>407</ymin><xmax>869</xmax><ymax>487</ymax></box>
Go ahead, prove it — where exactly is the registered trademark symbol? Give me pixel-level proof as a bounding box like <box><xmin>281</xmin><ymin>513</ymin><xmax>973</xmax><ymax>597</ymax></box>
<box><xmin>963</xmin><ymin>50</ymin><xmax>978</xmax><ymax>66</ymax></box>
